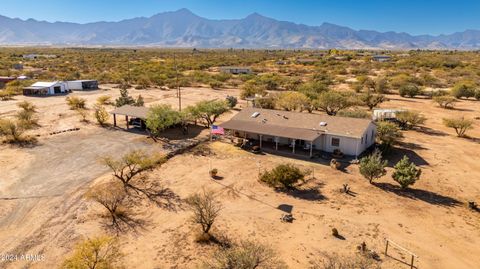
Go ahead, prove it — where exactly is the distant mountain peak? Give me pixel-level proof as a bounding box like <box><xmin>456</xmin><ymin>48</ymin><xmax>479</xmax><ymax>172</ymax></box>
<box><xmin>0</xmin><ymin>9</ymin><xmax>478</xmax><ymax>49</ymax></box>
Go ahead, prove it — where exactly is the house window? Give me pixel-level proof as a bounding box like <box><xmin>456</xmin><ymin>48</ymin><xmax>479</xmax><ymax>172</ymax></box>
<box><xmin>331</xmin><ymin>138</ymin><xmax>340</xmax><ymax>147</ymax></box>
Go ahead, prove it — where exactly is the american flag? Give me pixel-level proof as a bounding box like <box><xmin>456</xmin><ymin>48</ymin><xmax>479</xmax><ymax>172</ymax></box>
<box><xmin>211</xmin><ymin>125</ymin><xmax>225</xmax><ymax>135</ymax></box>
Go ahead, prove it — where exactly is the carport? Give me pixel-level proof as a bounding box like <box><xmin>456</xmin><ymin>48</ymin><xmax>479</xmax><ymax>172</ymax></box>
<box><xmin>110</xmin><ymin>105</ymin><xmax>148</xmax><ymax>130</ymax></box>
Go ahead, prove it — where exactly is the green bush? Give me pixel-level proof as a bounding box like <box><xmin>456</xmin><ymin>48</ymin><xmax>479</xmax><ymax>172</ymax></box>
<box><xmin>66</xmin><ymin>96</ymin><xmax>87</xmax><ymax>110</ymax></box>
<box><xmin>359</xmin><ymin>149</ymin><xmax>388</xmax><ymax>184</ymax></box>
<box><xmin>392</xmin><ymin>156</ymin><xmax>421</xmax><ymax>189</ymax></box>
<box><xmin>260</xmin><ymin>164</ymin><xmax>305</xmax><ymax>189</ymax></box>
<box><xmin>399</xmin><ymin>84</ymin><xmax>422</xmax><ymax>98</ymax></box>
<box><xmin>450</xmin><ymin>81</ymin><xmax>476</xmax><ymax>99</ymax></box>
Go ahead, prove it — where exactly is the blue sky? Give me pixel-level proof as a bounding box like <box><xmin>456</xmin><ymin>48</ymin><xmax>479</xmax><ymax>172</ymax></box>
<box><xmin>1</xmin><ymin>0</ymin><xmax>479</xmax><ymax>35</ymax></box>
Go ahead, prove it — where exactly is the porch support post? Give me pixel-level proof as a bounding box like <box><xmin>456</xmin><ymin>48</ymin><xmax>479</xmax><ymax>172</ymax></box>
<box><xmin>292</xmin><ymin>139</ymin><xmax>296</xmax><ymax>154</ymax></box>
<box><xmin>259</xmin><ymin>134</ymin><xmax>263</xmax><ymax>148</ymax></box>
<box><xmin>113</xmin><ymin>114</ymin><xmax>117</xmax><ymax>127</ymax></box>
<box><xmin>275</xmin><ymin>137</ymin><xmax>278</xmax><ymax>150</ymax></box>
<box><xmin>310</xmin><ymin>141</ymin><xmax>313</xmax><ymax>157</ymax></box>
<box><xmin>126</xmin><ymin>115</ymin><xmax>129</xmax><ymax>130</ymax></box>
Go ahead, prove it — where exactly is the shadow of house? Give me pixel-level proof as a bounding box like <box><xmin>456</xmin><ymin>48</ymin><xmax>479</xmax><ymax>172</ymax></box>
<box><xmin>384</xmin><ymin>146</ymin><xmax>429</xmax><ymax>167</ymax></box>
<box><xmin>373</xmin><ymin>182</ymin><xmax>461</xmax><ymax>207</ymax></box>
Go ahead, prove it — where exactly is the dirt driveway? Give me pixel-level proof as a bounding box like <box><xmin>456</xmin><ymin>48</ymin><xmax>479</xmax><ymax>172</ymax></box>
<box><xmin>0</xmin><ymin>127</ymin><xmax>160</xmax><ymax>228</ymax></box>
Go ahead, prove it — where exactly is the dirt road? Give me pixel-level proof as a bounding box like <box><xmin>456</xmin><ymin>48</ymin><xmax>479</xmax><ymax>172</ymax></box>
<box><xmin>0</xmin><ymin>127</ymin><xmax>160</xmax><ymax>243</ymax></box>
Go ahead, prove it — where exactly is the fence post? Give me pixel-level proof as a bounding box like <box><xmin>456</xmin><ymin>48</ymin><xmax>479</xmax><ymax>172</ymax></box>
<box><xmin>410</xmin><ymin>255</ymin><xmax>415</xmax><ymax>269</ymax></box>
<box><xmin>385</xmin><ymin>240</ymin><xmax>389</xmax><ymax>256</ymax></box>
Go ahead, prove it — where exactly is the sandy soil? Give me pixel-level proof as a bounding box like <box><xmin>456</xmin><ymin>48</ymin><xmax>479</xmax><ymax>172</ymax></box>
<box><xmin>0</xmin><ymin>89</ymin><xmax>479</xmax><ymax>269</ymax></box>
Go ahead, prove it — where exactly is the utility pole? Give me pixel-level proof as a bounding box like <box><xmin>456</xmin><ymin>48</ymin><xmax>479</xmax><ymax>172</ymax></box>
<box><xmin>174</xmin><ymin>53</ymin><xmax>182</xmax><ymax>111</ymax></box>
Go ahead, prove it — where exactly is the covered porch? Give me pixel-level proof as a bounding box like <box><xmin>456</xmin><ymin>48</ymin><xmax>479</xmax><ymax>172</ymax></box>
<box><xmin>227</xmin><ymin>129</ymin><xmax>321</xmax><ymax>158</ymax></box>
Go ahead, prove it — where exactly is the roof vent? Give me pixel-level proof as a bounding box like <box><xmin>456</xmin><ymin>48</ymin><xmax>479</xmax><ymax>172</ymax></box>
<box><xmin>251</xmin><ymin>112</ymin><xmax>260</xmax><ymax>118</ymax></box>
<box><xmin>319</xmin><ymin>122</ymin><xmax>327</xmax><ymax>126</ymax></box>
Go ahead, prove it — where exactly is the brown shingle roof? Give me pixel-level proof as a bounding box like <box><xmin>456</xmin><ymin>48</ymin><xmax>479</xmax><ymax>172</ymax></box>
<box><xmin>220</xmin><ymin>107</ymin><xmax>373</xmax><ymax>139</ymax></box>
<box><xmin>110</xmin><ymin>105</ymin><xmax>149</xmax><ymax>119</ymax></box>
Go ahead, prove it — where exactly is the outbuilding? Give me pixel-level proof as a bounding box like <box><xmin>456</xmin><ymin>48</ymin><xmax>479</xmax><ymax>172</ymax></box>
<box><xmin>23</xmin><ymin>81</ymin><xmax>69</xmax><ymax>95</ymax></box>
<box><xmin>220</xmin><ymin>107</ymin><xmax>376</xmax><ymax>158</ymax></box>
<box><xmin>67</xmin><ymin>80</ymin><xmax>99</xmax><ymax>91</ymax></box>
<box><xmin>219</xmin><ymin>66</ymin><xmax>252</xmax><ymax>74</ymax></box>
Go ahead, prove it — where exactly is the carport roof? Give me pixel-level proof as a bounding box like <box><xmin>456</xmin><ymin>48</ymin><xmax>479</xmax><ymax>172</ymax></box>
<box><xmin>110</xmin><ymin>105</ymin><xmax>149</xmax><ymax>119</ymax></box>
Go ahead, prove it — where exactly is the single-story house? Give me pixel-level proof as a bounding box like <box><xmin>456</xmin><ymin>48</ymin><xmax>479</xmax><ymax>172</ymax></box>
<box><xmin>23</xmin><ymin>81</ymin><xmax>69</xmax><ymax>95</ymax></box>
<box><xmin>0</xmin><ymin>77</ymin><xmax>16</xmax><ymax>89</ymax></box>
<box><xmin>67</xmin><ymin>80</ymin><xmax>99</xmax><ymax>91</ymax></box>
<box><xmin>220</xmin><ymin>107</ymin><xmax>376</xmax><ymax>157</ymax></box>
<box><xmin>219</xmin><ymin>66</ymin><xmax>252</xmax><ymax>75</ymax></box>
<box><xmin>372</xmin><ymin>55</ymin><xmax>392</xmax><ymax>62</ymax></box>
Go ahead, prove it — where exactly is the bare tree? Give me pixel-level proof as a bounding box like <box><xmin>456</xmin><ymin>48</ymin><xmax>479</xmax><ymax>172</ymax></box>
<box><xmin>185</xmin><ymin>190</ymin><xmax>222</xmax><ymax>236</ymax></box>
<box><xmin>86</xmin><ymin>181</ymin><xmax>130</xmax><ymax>230</ymax></box>
<box><xmin>102</xmin><ymin>150</ymin><xmax>165</xmax><ymax>190</ymax></box>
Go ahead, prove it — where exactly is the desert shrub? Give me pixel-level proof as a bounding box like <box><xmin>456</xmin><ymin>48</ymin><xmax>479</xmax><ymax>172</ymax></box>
<box><xmin>310</xmin><ymin>252</ymin><xmax>381</xmax><ymax>269</ymax></box>
<box><xmin>260</xmin><ymin>164</ymin><xmax>305</xmax><ymax>189</ymax></box>
<box><xmin>96</xmin><ymin>95</ymin><xmax>113</xmax><ymax>105</ymax></box>
<box><xmin>392</xmin><ymin>156</ymin><xmax>421</xmax><ymax>189</ymax></box>
<box><xmin>205</xmin><ymin>240</ymin><xmax>286</xmax><ymax>269</ymax></box>
<box><xmin>102</xmin><ymin>150</ymin><xmax>166</xmax><ymax>190</ymax></box>
<box><xmin>450</xmin><ymin>81</ymin><xmax>476</xmax><ymax>99</ymax></box>
<box><xmin>0</xmin><ymin>119</ymin><xmax>34</xmax><ymax>144</ymax></box>
<box><xmin>76</xmin><ymin>109</ymin><xmax>89</xmax><ymax>122</ymax></box>
<box><xmin>62</xmin><ymin>236</ymin><xmax>122</xmax><ymax>269</ymax></box>
<box><xmin>16</xmin><ymin>101</ymin><xmax>38</xmax><ymax>129</ymax></box>
<box><xmin>275</xmin><ymin>91</ymin><xmax>311</xmax><ymax>112</ymax></box>
<box><xmin>443</xmin><ymin>117</ymin><xmax>474</xmax><ymax>137</ymax></box>
<box><xmin>146</xmin><ymin>104</ymin><xmax>181</xmax><ymax>136</ymax></box>
<box><xmin>66</xmin><ymin>96</ymin><xmax>87</xmax><ymax>110</ymax></box>
<box><xmin>433</xmin><ymin>95</ymin><xmax>457</xmax><ymax>109</ymax></box>
<box><xmin>360</xmin><ymin>93</ymin><xmax>386</xmax><ymax>110</ymax></box>
<box><xmin>297</xmin><ymin>81</ymin><xmax>329</xmax><ymax>100</ymax></box>
<box><xmin>240</xmin><ymin>79</ymin><xmax>267</xmax><ymax>99</ymax></box>
<box><xmin>376</xmin><ymin>121</ymin><xmax>403</xmax><ymax>150</ymax></box>
<box><xmin>374</xmin><ymin>77</ymin><xmax>389</xmax><ymax>93</ymax></box>
<box><xmin>337</xmin><ymin>109</ymin><xmax>370</xmax><ymax>119</ymax></box>
<box><xmin>475</xmin><ymin>89</ymin><xmax>480</xmax><ymax>100</ymax></box>
<box><xmin>185</xmin><ymin>190</ymin><xmax>222</xmax><ymax>238</ymax></box>
<box><xmin>209</xmin><ymin>81</ymin><xmax>223</xmax><ymax>89</ymax></box>
<box><xmin>359</xmin><ymin>149</ymin><xmax>387</xmax><ymax>184</ymax></box>
<box><xmin>331</xmin><ymin>228</ymin><xmax>339</xmax><ymax>237</ymax></box>
<box><xmin>314</xmin><ymin>91</ymin><xmax>355</xmax><ymax>116</ymax></box>
<box><xmin>396</xmin><ymin>110</ymin><xmax>426</xmax><ymax>130</ymax></box>
<box><xmin>399</xmin><ymin>84</ymin><xmax>422</xmax><ymax>98</ymax></box>
<box><xmin>254</xmin><ymin>96</ymin><xmax>276</xmax><ymax>109</ymax></box>
<box><xmin>226</xmin><ymin>95</ymin><xmax>238</xmax><ymax>108</ymax></box>
<box><xmin>115</xmin><ymin>88</ymin><xmax>135</xmax><ymax>107</ymax></box>
<box><xmin>0</xmin><ymin>90</ymin><xmax>14</xmax><ymax>101</ymax></box>
<box><xmin>86</xmin><ymin>181</ymin><xmax>128</xmax><ymax>229</ymax></box>
<box><xmin>94</xmin><ymin>104</ymin><xmax>110</xmax><ymax>126</ymax></box>
<box><xmin>186</xmin><ymin>100</ymin><xmax>230</xmax><ymax>127</ymax></box>
<box><xmin>134</xmin><ymin>95</ymin><xmax>144</xmax><ymax>107</ymax></box>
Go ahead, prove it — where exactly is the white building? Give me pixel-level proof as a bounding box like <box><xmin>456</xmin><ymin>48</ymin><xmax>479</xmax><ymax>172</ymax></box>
<box><xmin>221</xmin><ymin>107</ymin><xmax>376</xmax><ymax>158</ymax></box>
<box><xmin>23</xmin><ymin>81</ymin><xmax>69</xmax><ymax>96</ymax></box>
<box><xmin>67</xmin><ymin>80</ymin><xmax>99</xmax><ymax>91</ymax></box>
<box><xmin>219</xmin><ymin>66</ymin><xmax>252</xmax><ymax>74</ymax></box>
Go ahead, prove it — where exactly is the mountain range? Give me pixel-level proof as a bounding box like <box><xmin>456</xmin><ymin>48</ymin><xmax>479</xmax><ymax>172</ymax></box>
<box><xmin>1</xmin><ymin>8</ymin><xmax>480</xmax><ymax>49</ymax></box>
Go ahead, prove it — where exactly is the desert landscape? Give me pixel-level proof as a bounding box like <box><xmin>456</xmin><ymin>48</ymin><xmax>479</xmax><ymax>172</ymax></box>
<box><xmin>1</xmin><ymin>60</ymin><xmax>479</xmax><ymax>269</ymax></box>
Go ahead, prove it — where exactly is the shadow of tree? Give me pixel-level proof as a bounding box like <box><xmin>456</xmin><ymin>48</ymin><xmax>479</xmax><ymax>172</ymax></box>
<box><xmin>279</xmin><ymin>182</ymin><xmax>327</xmax><ymax>201</ymax></box>
<box><xmin>373</xmin><ymin>182</ymin><xmax>461</xmax><ymax>207</ymax></box>
<box><xmin>417</xmin><ymin>126</ymin><xmax>448</xmax><ymax>137</ymax></box>
<box><xmin>103</xmin><ymin>209</ymin><xmax>151</xmax><ymax>235</ymax></box>
<box><xmin>127</xmin><ymin>178</ymin><xmax>182</xmax><ymax>211</ymax></box>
